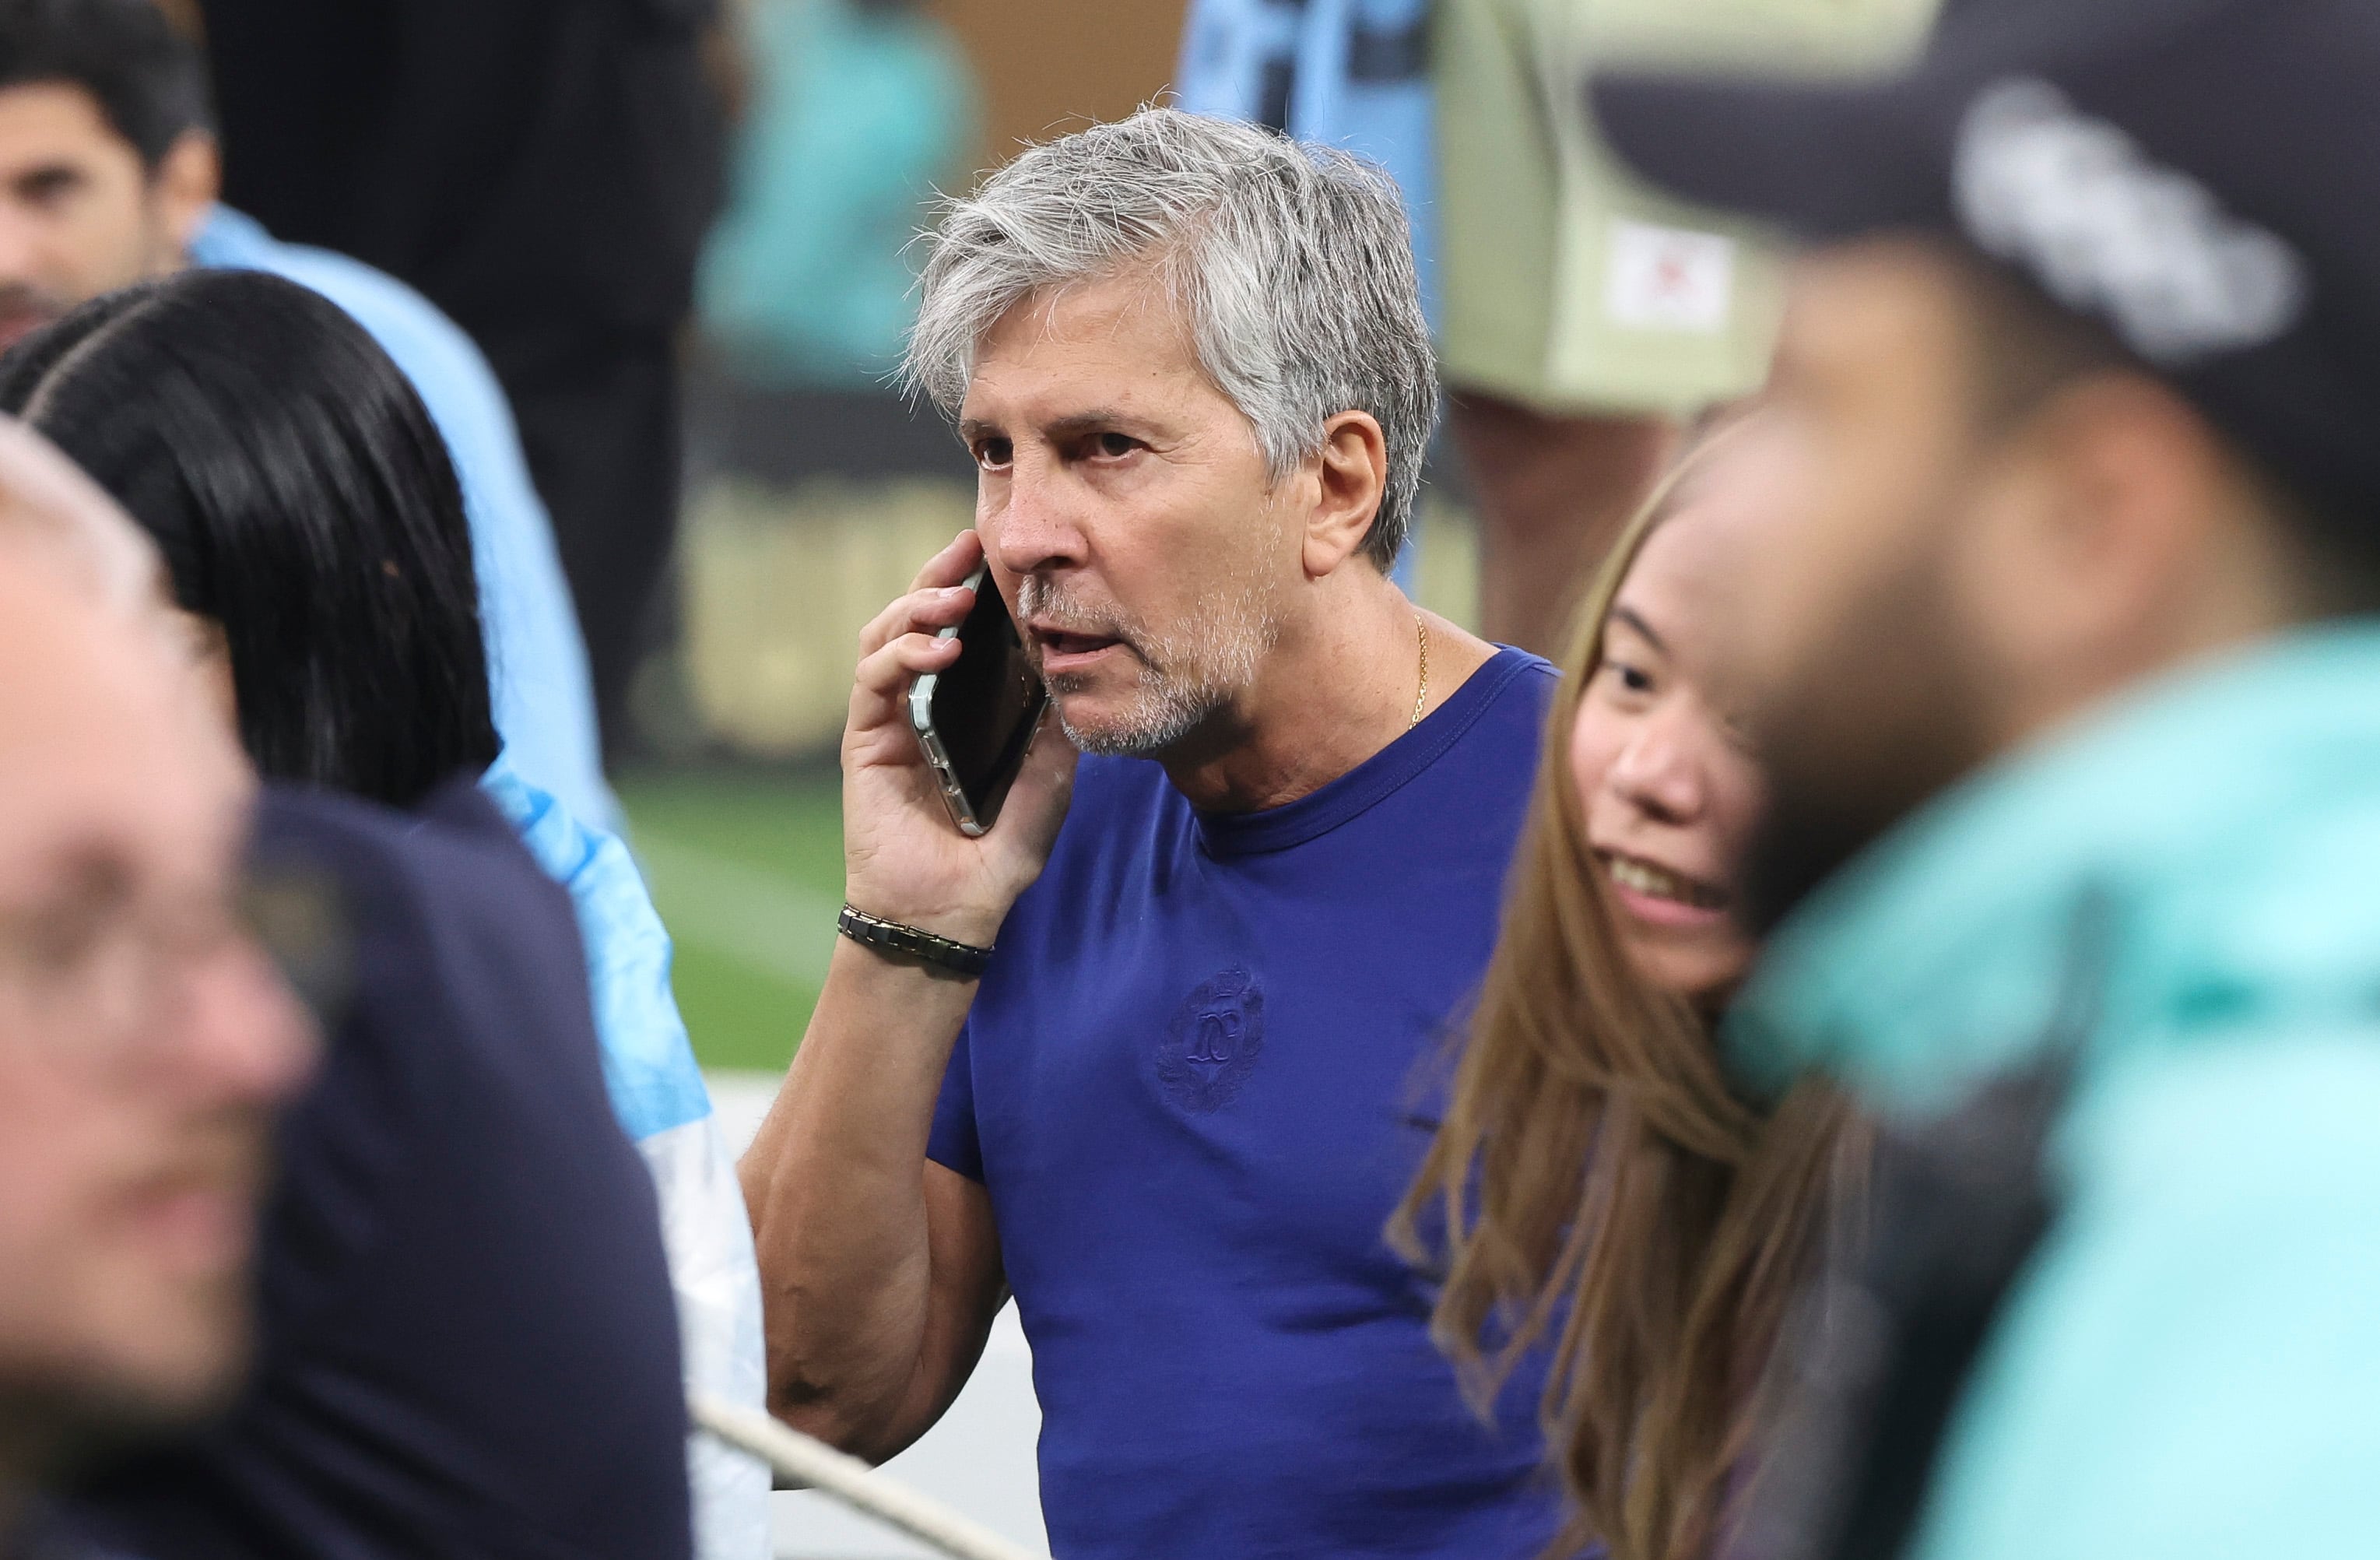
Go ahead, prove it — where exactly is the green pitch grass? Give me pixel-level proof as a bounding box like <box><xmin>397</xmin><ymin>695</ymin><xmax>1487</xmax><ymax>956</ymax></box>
<box><xmin>617</xmin><ymin>769</ymin><xmax>844</xmax><ymax>1073</ymax></box>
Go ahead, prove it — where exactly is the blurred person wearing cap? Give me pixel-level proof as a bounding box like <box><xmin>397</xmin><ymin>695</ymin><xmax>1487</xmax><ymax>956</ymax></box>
<box><xmin>0</xmin><ymin>0</ymin><xmax>616</xmax><ymax>835</ymax></box>
<box><xmin>0</xmin><ymin>420</ymin><xmax>314</xmax><ymax>1559</ymax></box>
<box><xmin>1584</xmin><ymin>0</ymin><xmax>2380</xmax><ymax>1554</ymax></box>
<box><xmin>1178</xmin><ymin>0</ymin><xmax>1938</xmax><ymax>656</ymax></box>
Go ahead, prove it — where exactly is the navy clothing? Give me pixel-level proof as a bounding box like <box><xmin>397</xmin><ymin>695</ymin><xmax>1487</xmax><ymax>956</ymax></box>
<box><xmin>9</xmin><ymin>1506</ymin><xmax>129</xmax><ymax>1560</ymax></box>
<box><xmin>931</xmin><ymin>648</ymin><xmax>1561</xmax><ymax>1559</ymax></box>
<box><xmin>73</xmin><ymin>780</ymin><xmax>690</xmax><ymax>1560</ymax></box>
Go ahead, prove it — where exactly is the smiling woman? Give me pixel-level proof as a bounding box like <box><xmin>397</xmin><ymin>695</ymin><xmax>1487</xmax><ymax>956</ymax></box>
<box><xmin>1393</xmin><ymin>430</ymin><xmax>1859</xmax><ymax>1560</ymax></box>
<box><xmin>1568</xmin><ymin>479</ymin><xmax>1767</xmax><ymax>1003</ymax></box>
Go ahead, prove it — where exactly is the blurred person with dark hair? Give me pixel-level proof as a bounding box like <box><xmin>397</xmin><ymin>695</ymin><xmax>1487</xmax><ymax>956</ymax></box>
<box><xmin>0</xmin><ymin>0</ymin><xmax>616</xmax><ymax>834</ymax></box>
<box><xmin>0</xmin><ymin>420</ymin><xmax>313</xmax><ymax>1560</ymax></box>
<box><xmin>1581</xmin><ymin>0</ymin><xmax>2380</xmax><ymax>1554</ymax></box>
<box><xmin>1395</xmin><ymin>434</ymin><xmax>1859</xmax><ymax>1560</ymax></box>
<box><xmin>0</xmin><ymin>269</ymin><xmax>767</xmax><ymax>1560</ymax></box>
<box><xmin>196</xmin><ymin>0</ymin><xmax>727</xmax><ymax>754</ymax></box>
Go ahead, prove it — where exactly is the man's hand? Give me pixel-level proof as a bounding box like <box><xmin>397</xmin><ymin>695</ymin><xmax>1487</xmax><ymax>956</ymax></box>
<box><xmin>841</xmin><ymin>529</ymin><xmax>1077</xmax><ymax>948</ymax></box>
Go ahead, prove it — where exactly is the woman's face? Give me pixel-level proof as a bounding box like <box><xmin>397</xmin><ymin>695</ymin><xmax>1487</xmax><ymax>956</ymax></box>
<box><xmin>1570</xmin><ymin>498</ymin><xmax>1767</xmax><ymax>1005</ymax></box>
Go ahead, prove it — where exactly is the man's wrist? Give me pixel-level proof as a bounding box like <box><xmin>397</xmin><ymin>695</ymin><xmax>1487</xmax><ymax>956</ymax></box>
<box><xmin>837</xmin><ymin>885</ymin><xmax>1006</xmax><ymax>950</ymax></box>
<box><xmin>837</xmin><ymin>904</ymin><xmax>993</xmax><ymax>979</ymax></box>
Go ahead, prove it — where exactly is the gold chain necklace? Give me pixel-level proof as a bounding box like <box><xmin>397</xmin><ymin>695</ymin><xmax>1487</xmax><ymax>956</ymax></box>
<box><xmin>1409</xmin><ymin>611</ymin><xmax>1429</xmax><ymax>729</ymax></box>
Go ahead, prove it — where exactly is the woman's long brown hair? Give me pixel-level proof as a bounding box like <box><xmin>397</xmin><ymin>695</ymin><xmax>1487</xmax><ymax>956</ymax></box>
<box><xmin>1391</xmin><ymin>444</ymin><xmax>1857</xmax><ymax>1560</ymax></box>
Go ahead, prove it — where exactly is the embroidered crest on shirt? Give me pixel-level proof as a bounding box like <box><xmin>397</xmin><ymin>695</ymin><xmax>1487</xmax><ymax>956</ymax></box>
<box><xmin>1156</xmin><ymin>968</ymin><xmax>1266</xmax><ymax>1113</ymax></box>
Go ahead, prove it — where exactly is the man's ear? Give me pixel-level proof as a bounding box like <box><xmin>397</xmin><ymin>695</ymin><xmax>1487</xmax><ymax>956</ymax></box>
<box><xmin>150</xmin><ymin>131</ymin><xmax>221</xmax><ymax>260</ymax></box>
<box><xmin>1957</xmin><ymin>372</ymin><xmax>2243</xmax><ymax>734</ymax></box>
<box><xmin>1301</xmin><ymin>410</ymin><xmax>1389</xmax><ymax>578</ymax></box>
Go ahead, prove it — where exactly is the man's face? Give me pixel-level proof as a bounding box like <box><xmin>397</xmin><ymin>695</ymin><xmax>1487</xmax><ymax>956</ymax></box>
<box><xmin>0</xmin><ymin>552</ymin><xmax>311</xmax><ymax>1451</ymax></box>
<box><xmin>960</xmin><ymin>272</ymin><xmax>1298</xmax><ymax>757</ymax></box>
<box><xmin>1701</xmin><ymin>241</ymin><xmax>2010</xmax><ymax>929</ymax></box>
<box><xmin>0</xmin><ymin>83</ymin><xmax>203</xmax><ymax>351</ymax></box>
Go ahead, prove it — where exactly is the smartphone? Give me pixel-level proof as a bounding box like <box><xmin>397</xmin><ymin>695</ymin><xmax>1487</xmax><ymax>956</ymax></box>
<box><xmin>908</xmin><ymin>565</ymin><xmax>1051</xmax><ymax>837</ymax></box>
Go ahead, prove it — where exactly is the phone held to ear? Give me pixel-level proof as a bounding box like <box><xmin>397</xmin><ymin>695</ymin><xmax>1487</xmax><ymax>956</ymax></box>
<box><xmin>908</xmin><ymin>565</ymin><xmax>1051</xmax><ymax>837</ymax></box>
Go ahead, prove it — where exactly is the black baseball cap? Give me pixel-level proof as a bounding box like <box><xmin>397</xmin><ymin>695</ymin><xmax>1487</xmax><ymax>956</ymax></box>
<box><xmin>1588</xmin><ymin>0</ymin><xmax>2380</xmax><ymax>525</ymax></box>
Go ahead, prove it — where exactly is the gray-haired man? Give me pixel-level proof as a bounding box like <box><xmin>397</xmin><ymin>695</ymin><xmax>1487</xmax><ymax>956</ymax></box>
<box><xmin>741</xmin><ymin>111</ymin><xmax>1563</xmax><ymax>1555</ymax></box>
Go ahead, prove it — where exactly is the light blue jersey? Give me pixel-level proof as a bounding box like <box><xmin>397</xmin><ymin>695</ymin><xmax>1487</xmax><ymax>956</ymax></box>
<box><xmin>483</xmin><ymin>758</ymin><xmax>769</xmax><ymax>1560</ymax></box>
<box><xmin>1177</xmin><ymin>0</ymin><xmax>1439</xmax><ymax>322</ymax></box>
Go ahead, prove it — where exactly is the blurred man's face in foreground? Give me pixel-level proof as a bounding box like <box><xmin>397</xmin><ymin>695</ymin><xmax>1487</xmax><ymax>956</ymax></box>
<box><xmin>1701</xmin><ymin>241</ymin><xmax>2006</xmax><ymax>927</ymax></box>
<box><xmin>0</xmin><ymin>544</ymin><xmax>311</xmax><ymax>1474</ymax></box>
<box><xmin>0</xmin><ymin>83</ymin><xmax>214</xmax><ymax>351</ymax></box>
<box><xmin>1708</xmin><ymin>235</ymin><xmax>2318</xmax><ymax>929</ymax></box>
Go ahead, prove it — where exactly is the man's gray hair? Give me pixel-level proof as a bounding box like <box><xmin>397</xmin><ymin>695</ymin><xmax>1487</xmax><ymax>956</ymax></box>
<box><xmin>905</xmin><ymin>108</ymin><xmax>1437</xmax><ymax>569</ymax></box>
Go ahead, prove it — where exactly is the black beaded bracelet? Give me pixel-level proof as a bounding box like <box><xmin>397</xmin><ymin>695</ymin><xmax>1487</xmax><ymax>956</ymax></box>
<box><xmin>836</xmin><ymin>904</ymin><xmax>994</xmax><ymax>979</ymax></box>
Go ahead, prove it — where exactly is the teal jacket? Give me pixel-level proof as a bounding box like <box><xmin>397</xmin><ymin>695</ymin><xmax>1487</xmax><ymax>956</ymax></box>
<box><xmin>1729</xmin><ymin>623</ymin><xmax>2380</xmax><ymax>1558</ymax></box>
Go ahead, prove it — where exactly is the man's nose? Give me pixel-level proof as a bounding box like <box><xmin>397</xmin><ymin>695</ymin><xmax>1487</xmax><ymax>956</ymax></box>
<box><xmin>983</xmin><ymin>460</ymin><xmax>1090</xmax><ymax>578</ymax></box>
<box><xmin>174</xmin><ymin>938</ymin><xmax>318</xmax><ymax>1113</ymax></box>
<box><xmin>0</xmin><ymin>206</ymin><xmax>47</xmax><ymax>287</ymax></box>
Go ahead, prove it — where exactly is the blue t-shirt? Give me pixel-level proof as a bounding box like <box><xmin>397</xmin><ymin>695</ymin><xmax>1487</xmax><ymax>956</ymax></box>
<box><xmin>931</xmin><ymin>648</ymin><xmax>1562</xmax><ymax>1558</ymax></box>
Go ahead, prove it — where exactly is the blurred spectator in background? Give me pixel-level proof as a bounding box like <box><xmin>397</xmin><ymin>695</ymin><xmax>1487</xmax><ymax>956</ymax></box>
<box><xmin>0</xmin><ymin>0</ymin><xmax>616</xmax><ymax>832</ymax></box>
<box><xmin>1589</xmin><ymin>0</ymin><xmax>2380</xmax><ymax>1554</ymax></box>
<box><xmin>0</xmin><ymin>420</ymin><xmax>312</xmax><ymax>1560</ymax></box>
<box><xmin>198</xmin><ymin>0</ymin><xmax>728</xmax><ymax>757</ymax></box>
<box><xmin>1396</xmin><ymin>430</ymin><xmax>1859</xmax><ymax>1560</ymax></box>
<box><xmin>699</xmin><ymin>0</ymin><xmax>972</xmax><ymax>391</ymax></box>
<box><xmin>1178</xmin><ymin>0</ymin><xmax>1437</xmax><ymax>312</ymax></box>
<box><xmin>0</xmin><ymin>0</ymin><xmax>619</xmax><ymax>828</ymax></box>
<box><xmin>1</xmin><ymin>272</ymin><xmax>765</xmax><ymax>1560</ymax></box>
<box><xmin>1181</xmin><ymin>0</ymin><xmax>1936</xmax><ymax>655</ymax></box>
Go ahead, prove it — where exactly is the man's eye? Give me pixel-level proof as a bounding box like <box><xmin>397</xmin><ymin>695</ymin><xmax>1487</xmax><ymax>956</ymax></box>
<box><xmin>973</xmin><ymin>438</ymin><xmax>1013</xmax><ymax>470</ymax></box>
<box><xmin>19</xmin><ymin>168</ymin><xmax>82</xmax><ymax>206</ymax></box>
<box><xmin>1095</xmin><ymin>432</ymin><xmax>1138</xmax><ymax>459</ymax></box>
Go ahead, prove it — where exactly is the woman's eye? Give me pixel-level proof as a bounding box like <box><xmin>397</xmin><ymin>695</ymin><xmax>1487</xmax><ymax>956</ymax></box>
<box><xmin>1096</xmin><ymin>431</ymin><xmax>1138</xmax><ymax>459</ymax></box>
<box><xmin>973</xmin><ymin>438</ymin><xmax>1013</xmax><ymax>470</ymax></box>
<box><xmin>1602</xmin><ymin>660</ymin><xmax>1655</xmax><ymax>697</ymax></box>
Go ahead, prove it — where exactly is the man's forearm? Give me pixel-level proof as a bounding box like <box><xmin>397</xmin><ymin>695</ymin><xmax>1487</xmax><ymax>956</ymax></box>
<box><xmin>739</xmin><ymin>937</ymin><xmax>981</xmax><ymax>1444</ymax></box>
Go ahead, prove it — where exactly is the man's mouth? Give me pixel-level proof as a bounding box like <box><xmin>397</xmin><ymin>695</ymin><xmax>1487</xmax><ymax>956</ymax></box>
<box><xmin>0</xmin><ymin>290</ymin><xmax>65</xmax><ymax>351</ymax></box>
<box><xmin>118</xmin><ymin>1146</ymin><xmax>269</xmax><ymax>1278</ymax></box>
<box><xmin>0</xmin><ymin>310</ymin><xmax>50</xmax><ymax>352</ymax></box>
<box><xmin>1599</xmin><ymin>850</ymin><xmax>1729</xmax><ymax>912</ymax></box>
<box><xmin>1028</xmin><ymin>624</ymin><xmax>1129</xmax><ymax>673</ymax></box>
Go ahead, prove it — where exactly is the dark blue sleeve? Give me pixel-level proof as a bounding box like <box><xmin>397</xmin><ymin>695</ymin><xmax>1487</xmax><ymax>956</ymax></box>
<box><xmin>926</xmin><ymin>1020</ymin><xmax>985</xmax><ymax>1182</ymax></box>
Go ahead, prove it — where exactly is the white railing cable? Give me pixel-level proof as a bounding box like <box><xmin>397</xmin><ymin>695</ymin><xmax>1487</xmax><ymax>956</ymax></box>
<box><xmin>688</xmin><ymin>1393</ymin><xmax>1044</xmax><ymax>1560</ymax></box>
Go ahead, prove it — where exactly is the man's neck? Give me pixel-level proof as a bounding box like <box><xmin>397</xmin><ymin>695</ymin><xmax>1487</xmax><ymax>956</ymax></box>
<box><xmin>1160</xmin><ymin>571</ymin><xmax>1496</xmax><ymax>813</ymax></box>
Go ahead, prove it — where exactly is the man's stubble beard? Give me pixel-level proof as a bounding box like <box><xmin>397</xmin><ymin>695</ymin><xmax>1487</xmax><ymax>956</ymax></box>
<box><xmin>1022</xmin><ymin>531</ymin><xmax>1287</xmax><ymax>760</ymax></box>
<box><xmin>1741</xmin><ymin>515</ymin><xmax>1996</xmax><ymax>936</ymax></box>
